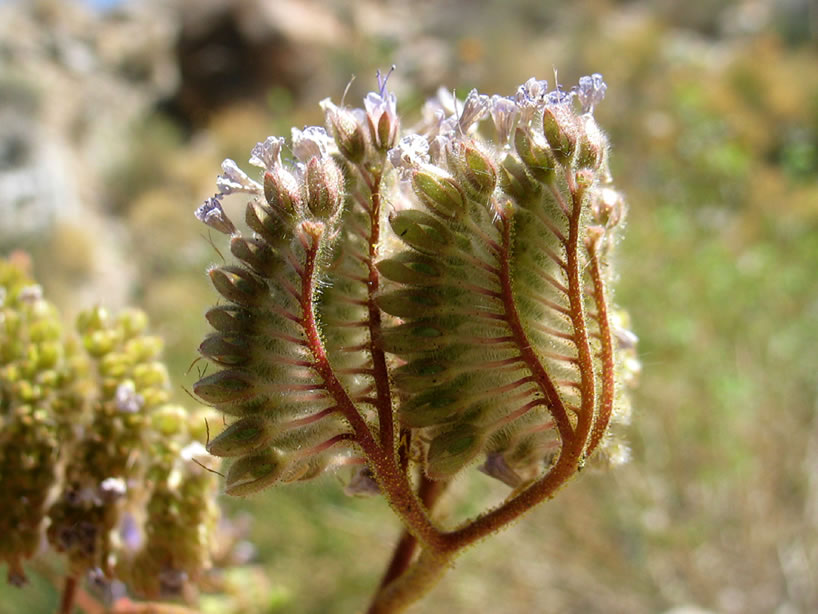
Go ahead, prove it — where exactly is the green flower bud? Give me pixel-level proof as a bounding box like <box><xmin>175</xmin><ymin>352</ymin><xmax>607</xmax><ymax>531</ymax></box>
<box><xmin>207</xmin><ymin>415</ymin><xmax>273</xmax><ymax>457</ymax></box>
<box><xmin>389</xmin><ymin>210</ymin><xmax>453</xmax><ymax>255</ymax></box>
<box><xmin>376</xmin><ymin>252</ymin><xmax>442</xmax><ymax>285</ymax></box>
<box><xmin>225</xmin><ymin>449</ymin><xmax>287</xmax><ymax>496</ymax></box>
<box><xmin>513</xmin><ymin>127</ymin><xmax>556</xmax><ymax>183</ymax></box>
<box><xmin>542</xmin><ymin>104</ymin><xmax>579</xmax><ymax>166</ymax></box>
<box><xmin>412</xmin><ymin>171</ymin><xmax>466</xmax><ymax>220</ymax></box>
<box><xmin>304</xmin><ymin>156</ymin><xmax>344</xmax><ymax>220</ymax></box>
<box><xmin>426</xmin><ymin>424</ymin><xmax>485</xmax><ymax>480</ymax></box>
<box><xmin>194</xmin><ymin>369</ymin><xmax>258</xmax><ymax>405</ymax></box>
<box><xmin>199</xmin><ymin>333</ymin><xmax>252</xmax><ymax>366</ymax></box>
<box><xmin>230</xmin><ymin>236</ymin><xmax>281</xmax><ymax>278</ymax></box>
<box><xmin>209</xmin><ymin>266</ymin><xmax>268</xmax><ymax>307</ymax></box>
<box><xmin>205</xmin><ymin>305</ymin><xmax>255</xmax><ymax>334</ymax></box>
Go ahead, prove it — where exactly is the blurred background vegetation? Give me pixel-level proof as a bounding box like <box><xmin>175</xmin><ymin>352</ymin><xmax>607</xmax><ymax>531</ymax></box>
<box><xmin>1</xmin><ymin>0</ymin><xmax>817</xmax><ymax>612</ymax></box>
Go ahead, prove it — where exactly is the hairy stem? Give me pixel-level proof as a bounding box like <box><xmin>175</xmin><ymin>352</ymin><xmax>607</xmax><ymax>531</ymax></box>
<box><xmin>299</xmin><ymin>228</ymin><xmax>445</xmax><ymax>550</ymax></box>
<box><xmin>377</xmin><ymin>474</ymin><xmax>448</xmax><ymax>590</ymax></box>
<box><xmin>367</xmin><ymin>548</ymin><xmax>454</xmax><ymax>614</ymax></box>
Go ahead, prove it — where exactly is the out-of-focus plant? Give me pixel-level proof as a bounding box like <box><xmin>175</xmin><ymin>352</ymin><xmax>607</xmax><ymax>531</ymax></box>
<box><xmin>0</xmin><ymin>254</ymin><xmax>220</xmax><ymax>614</ymax></box>
<box><xmin>194</xmin><ymin>70</ymin><xmax>638</xmax><ymax>613</ymax></box>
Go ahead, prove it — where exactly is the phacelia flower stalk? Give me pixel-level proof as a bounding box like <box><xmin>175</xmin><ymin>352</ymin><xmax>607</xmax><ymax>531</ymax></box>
<box><xmin>195</xmin><ymin>71</ymin><xmax>638</xmax><ymax>614</ymax></box>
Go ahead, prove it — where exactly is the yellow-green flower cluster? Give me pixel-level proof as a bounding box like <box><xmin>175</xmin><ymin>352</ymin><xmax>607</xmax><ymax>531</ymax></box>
<box><xmin>0</xmin><ymin>256</ymin><xmax>221</xmax><ymax>600</ymax></box>
<box><xmin>0</xmin><ymin>257</ymin><xmax>86</xmax><ymax>586</ymax></box>
<box><xmin>125</xmin><ymin>406</ymin><xmax>220</xmax><ymax>599</ymax></box>
<box><xmin>46</xmin><ymin>305</ymin><xmax>171</xmax><ymax>577</ymax></box>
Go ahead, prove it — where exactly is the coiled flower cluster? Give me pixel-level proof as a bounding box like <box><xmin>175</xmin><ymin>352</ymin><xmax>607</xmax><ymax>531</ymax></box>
<box><xmin>194</xmin><ymin>70</ymin><xmax>638</xmax><ymax>613</ymax></box>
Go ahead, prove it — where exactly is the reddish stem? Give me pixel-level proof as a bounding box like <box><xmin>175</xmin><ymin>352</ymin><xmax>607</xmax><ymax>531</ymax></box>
<box><xmin>298</xmin><ymin>225</ymin><xmax>444</xmax><ymax>550</ymax></box>
<box><xmin>585</xmin><ymin>239</ymin><xmax>616</xmax><ymax>455</ymax></box>
<box><xmin>377</xmin><ymin>475</ymin><xmax>448</xmax><ymax>590</ymax></box>
<box><xmin>59</xmin><ymin>576</ymin><xmax>78</xmax><ymax>614</ymax></box>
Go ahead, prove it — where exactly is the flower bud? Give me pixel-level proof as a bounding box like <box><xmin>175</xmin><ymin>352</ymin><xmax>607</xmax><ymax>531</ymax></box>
<box><xmin>263</xmin><ymin>169</ymin><xmax>301</xmax><ymax>216</ymax></box>
<box><xmin>376</xmin><ymin>252</ymin><xmax>442</xmax><ymax>285</ymax></box>
<box><xmin>542</xmin><ymin>104</ymin><xmax>579</xmax><ymax>166</ymax></box>
<box><xmin>304</xmin><ymin>156</ymin><xmax>344</xmax><ymax>219</ymax></box>
<box><xmin>389</xmin><ymin>210</ymin><xmax>453</xmax><ymax>254</ymax></box>
<box><xmin>230</xmin><ymin>236</ymin><xmax>281</xmax><ymax>278</ymax></box>
<box><xmin>426</xmin><ymin>424</ymin><xmax>485</xmax><ymax>480</ymax></box>
<box><xmin>199</xmin><ymin>333</ymin><xmax>252</xmax><ymax>366</ymax></box>
<box><xmin>321</xmin><ymin>99</ymin><xmax>367</xmax><ymax>163</ymax></box>
<box><xmin>514</xmin><ymin>127</ymin><xmax>556</xmax><ymax>183</ymax></box>
<box><xmin>209</xmin><ymin>266</ymin><xmax>268</xmax><ymax>307</ymax></box>
<box><xmin>193</xmin><ymin>369</ymin><xmax>258</xmax><ymax>405</ymax></box>
<box><xmin>411</xmin><ymin>170</ymin><xmax>466</xmax><ymax>220</ymax></box>
<box><xmin>224</xmin><ymin>449</ymin><xmax>287</xmax><ymax>496</ymax></box>
<box><xmin>205</xmin><ymin>305</ymin><xmax>255</xmax><ymax>334</ymax></box>
<box><xmin>207</xmin><ymin>415</ymin><xmax>273</xmax><ymax>458</ymax></box>
<box><xmin>448</xmin><ymin>144</ymin><xmax>497</xmax><ymax>198</ymax></box>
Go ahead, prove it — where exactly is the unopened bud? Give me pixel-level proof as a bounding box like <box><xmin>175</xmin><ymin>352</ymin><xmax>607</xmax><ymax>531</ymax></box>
<box><xmin>321</xmin><ymin>99</ymin><xmax>367</xmax><ymax>163</ymax></box>
<box><xmin>207</xmin><ymin>415</ymin><xmax>273</xmax><ymax>458</ymax></box>
<box><xmin>209</xmin><ymin>266</ymin><xmax>268</xmax><ymax>307</ymax></box>
<box><xmin>426</xmin><ymin>424</ymin><xmax>485</xmax><ymax>480</ymax></box>
<box><xmin>542</xmin><ymin>104</ymin><xmax>579</xmax><ymax>166</ymax></box>
<box><xmin>224</xmin><ymin>449</ymin><xmax>287</xmax><ymax>496</ymax></box>
<box><xmin>412</xmin><ymin>170</ymin><xmax>466</xmax><ymax>219</ymax></box>
<box><xmin>193</xmin><ymin>368</ymin><xmax>257</xmax><ymax>406</ymax></box>
<box><xmin>304</xmin><ymin>156</ymin><xmax>344</xmax><ymax>219</ymax></box>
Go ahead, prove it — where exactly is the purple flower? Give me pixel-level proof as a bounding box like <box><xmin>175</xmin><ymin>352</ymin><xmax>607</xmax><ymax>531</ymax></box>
<box><xmin>194</xmin><ymin>196</ymin><xmax>236</xmax><ymax>235</ymax></box>
<box><xmin>216</xmin><ymin>159</ymin><xmax>262</xmax><ymax>195</ymax></box>
<box><xmin>575</xmin><ymin>73</ymin><xmax>607</xmax><ymax>114</ymax></box>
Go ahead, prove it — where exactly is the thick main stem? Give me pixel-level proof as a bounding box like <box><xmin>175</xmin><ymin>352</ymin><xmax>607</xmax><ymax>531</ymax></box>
<box><xmin>377</xmin><ymin>475</ymin><xmax>448</xmax><ymax>590</ymax></box>
<box><xmin>367</xmin><ymin>548</ymin><xmax>454</xmax><ymax>614</ymax></box>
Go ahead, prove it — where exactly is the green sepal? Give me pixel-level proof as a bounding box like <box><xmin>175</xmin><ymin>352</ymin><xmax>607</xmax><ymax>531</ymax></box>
<box><xmin>207</xmin><ymin>415</ymin><xmax>273</xmax><ymax>457</ymax></box>
<box><xmin>389</xmin><ymin>210</ymin><xmax>453</xmax><ymax>255</ymax></box>
<box><xmin>426</xmin><ymin>424</ymin><xmax>485</xmax><ymax>480</ymax></box>
<box><xmin>224</xmin><ymin>448</ymin><xmax>287</xmax><ymax>496</ymax></box>
<box><xmin>376</xmin><ymin>252</ymin><xmax>442</xmax><ymax>285</ymax></box>
<box><xmin>230</xmin><ymin>236</ymin><xmax>281</xmax><ymax>278</ymax></box>
<box><xmin>193</xmin><ymin>369</ymin><xmax>257</xmax><ymax>405</ymax></box>
<box><xmin>209</xmin><ymin>266</ymin><xmax>267</xmax><ymax>307</ymax></box>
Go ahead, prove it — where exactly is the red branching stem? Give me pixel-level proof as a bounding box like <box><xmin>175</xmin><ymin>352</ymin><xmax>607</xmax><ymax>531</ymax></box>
<box><xmin>357</xmin><ymin>168</ymin><xmax>397</xmax><ymax>451</ymax></box>
<box><xmin>585</xmin><ymin>240</ymin><xmax>616</xmax><ymax>455</ymax></box>
<box><xmin>438</xmin><ymin>177</ymin><xmax>599</xmax><ymax>552</ymax></box>
<box><xmin>377</xmin><ymin>474</ymin><xmax>448</xmax><ymax>590</ymax></box>
<box><xmin>298</xmin><ymin>226</ymin><xmax>444</xmax><ymax>550</ymax></box>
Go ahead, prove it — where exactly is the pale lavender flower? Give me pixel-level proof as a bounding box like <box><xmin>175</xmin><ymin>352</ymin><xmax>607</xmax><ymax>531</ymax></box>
<box><xmin>195</xmin><ymin>196</ymin><xmax>236</xmax><ymax>235</ymax></box>
<box><xmin>575</xmin><ymin>73</ymin><xmax>607</xmax><ymax>114</ymax></box>
<box><xmin>478</xmin><ymin>452</ymin><xmax>523</xmax><ymax>488</ymax></box>
<box><xmin>216</xmin><ymin>159</ymin><xmax>262</xmax><ymax>195</ymax></box>
<box><xmin>364</xmin><ymin>67</ymin><xmax>399</xmax><ymax>150</ymax></box>
<box><xmin>115</xmin><ymin>381</ymin><xmax>143</xmax><ymax>413</ymax></box>
<box><xmin>18</xmin><ymin>284</ymin><xmax>43</xmax><ymax>304</ymax></box>
<box><xmin>291</xmin><ymin>126</ymin><xmax>334</xmax><ymax>163</ymax></box>
<box><xmin>458</xmin><ymin>89</ymin><xmax>490</xmax><ymax>132</ymax></box>
<box><xmin>249</xmin><ymin>136</ymin><xmax>285</xmax><ymax>170</ymax></box>
<box><xmin>388</xmin><ymin>134</ymin><xmax>430</xmax><ymax>178</ymax></box>
<box><xmin>489</xmin><ymin>95</ymin><xmax>519</xmax><ymax>147</ymax></box>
